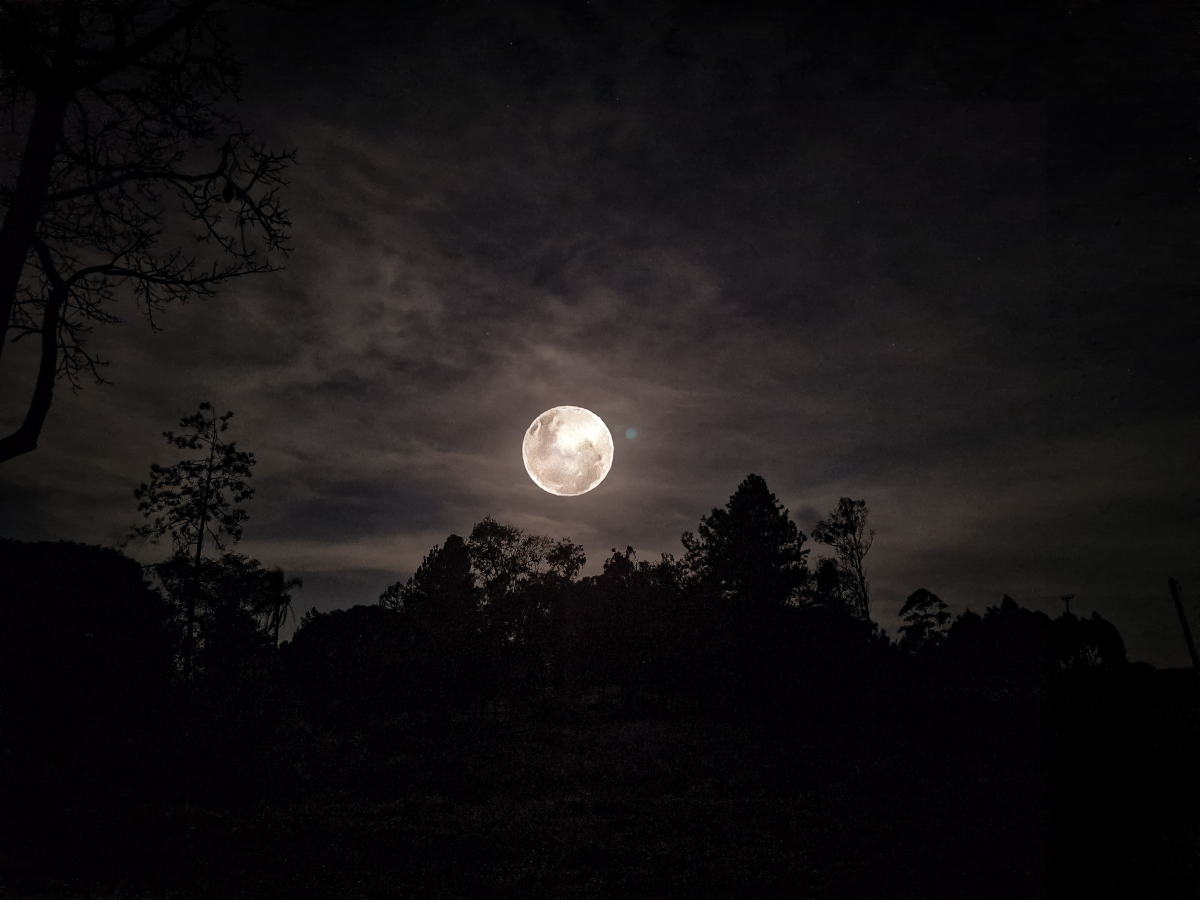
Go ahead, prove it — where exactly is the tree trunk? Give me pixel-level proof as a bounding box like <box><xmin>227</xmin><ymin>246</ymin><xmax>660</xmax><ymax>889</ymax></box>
<box><xmin>183</xmin><ymin>501</ymin><xmax>207</xmax><ymax>678</ymax></box>
<box><xmin>1167</xmin><ymin>578</ymin><xmax>1200</xmax><ymax>670</ymax></box>
<box><xmin>0</xmin><ymin>285</ymin><xmax>64</xmax><ymax>462</ymax></box>
<box><xmin>855</xmin><ymin>562</ymin><xmax>870</xmax><ymax>619</ymax></box>
<box><xmin>183</xmin><ymin>432</ymin><xmax>216</xmax><ymax>678</ymax></box>
<box><xmin>0</xmin><ymin>92</ymin><xmax>69</xmax><ymax>360</ymax></box>
<box><xmin>0</xmin><ymin>0</ymin><xmax>78</xmax><ymax>359</ymax></box>
<box><xmin>0</xmin><ymin>4</ymin><xmax>76</xmax><ymax>463</ymax></box>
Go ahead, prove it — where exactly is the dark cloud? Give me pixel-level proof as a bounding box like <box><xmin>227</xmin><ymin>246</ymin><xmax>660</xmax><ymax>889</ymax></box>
<box><xmin>2</xmin><ymin>1</ymin><xmax>1197</xmax><ymax>662</ymax></box>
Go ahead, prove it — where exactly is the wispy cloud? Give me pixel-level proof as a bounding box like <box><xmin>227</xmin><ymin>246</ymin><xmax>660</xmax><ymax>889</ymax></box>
<box><xmin>2</xmin><ymin>1</ymin><xmax>1196</xmax><ymax>665</ymax></box>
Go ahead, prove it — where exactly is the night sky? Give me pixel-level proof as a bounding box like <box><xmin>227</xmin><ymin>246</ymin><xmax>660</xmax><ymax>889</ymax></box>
<box><xmin>2</xmin><ymin>1</ymin><xmax>1197</xmax><ymax>665</ymax></box>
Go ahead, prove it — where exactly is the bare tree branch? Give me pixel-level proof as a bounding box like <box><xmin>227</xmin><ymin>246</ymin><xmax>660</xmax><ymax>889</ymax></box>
<box><xmin>0</xmin><ymin>237</ymin><xmax>65</xmax><ymax>462</ymax></box>
<box><xmin>72</xmin><ymin>1</ymin><xmax>218</xmax><ymax>90</ymax></box>
<box><xmin>0</xmin><ymin>0</ymin><xmax>295</xmax><ymax>464</ymax></box>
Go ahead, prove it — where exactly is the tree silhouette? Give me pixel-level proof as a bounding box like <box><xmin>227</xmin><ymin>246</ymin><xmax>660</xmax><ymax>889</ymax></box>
<box><xmin>681</xmin><ymin>473</ymin><xmax>808</xmax><ymax>608</ymax></box>
<box><xmin>898</xmin><ymin>587</ymin><xmax>951</xmax><ymax>652</ymax></box>
<box><xmin>579</xmin><ymin>547</ymin><xmax>687</xmax><ymax>704</ymax></box>
<box><xmin>380</xmin><ymin>534</ymin><xmax>478</xmax><ymax>622</ymax></box>
<box><xmin>941</xmin><ymin>596</ymin><xmax>1054</xmax><ymax>689</ymax></box>
<box><xmin>128</xmin><ymin>402</ymin><xmax>254</xmax><ymax>673</ymax></box>
<box><xmin>0</xmin><ymin>0</ymin><xmax>293</xmax><ymax>463</ymax></box>
<box><xmin>377</xmin><ymin>519</ymin><xmax>588</xmax><ymax>707</ymax></box>
<box><xmin>253</xmin><ymin>562</ymin><xmax>301</xmax><ymax>648</ymax></box>
<box><xmin>545</xmin><ymin>537</ymin><xmax>587</xmax><ymax>582</ymax></box>
<box><xmin>466</xmin><ymin>516</ymin><xmax>537</xmax><ymax>609</ymax></box>
<box><xmin>465</xmin><ymin>516</ymin><xmax>584</xmax><ymax>643</ymax></box>
<box><xmin>812</xmin><ymin>498</ymin><xmax>874</xmax><ymax>618</ymax></box>
<box><xmin>808</xmin><ymin>556</ymin><xmax>858</xmax><ymax>612</ymax></box>
<box><xmin>378</xmin><ymin>534</ymin><xmax>494</xmax><ymax>711</ymax></box>
<box><xmin>1051</xmin><ymin>610</ymin><xmax>1127</xmax><ymax>672</ymax></box>
<box><xmin>155</xmin><ymin>550</ymin><xmax>300</xmax><ymax>661</ymax></box>
<box><xmin>0</xmin><ymin>539</ymin><xmax>177</xmax><ymax>813</ymax></box>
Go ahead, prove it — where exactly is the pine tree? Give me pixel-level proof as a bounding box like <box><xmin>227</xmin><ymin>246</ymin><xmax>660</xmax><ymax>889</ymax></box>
<box><xmin>682</xmin><ymin>473</ymin><xmax>809</xmax><ymax>608</ymax></box>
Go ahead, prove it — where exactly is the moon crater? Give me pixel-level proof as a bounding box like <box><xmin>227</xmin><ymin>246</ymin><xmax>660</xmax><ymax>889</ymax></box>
<box><xmin>522</xmin><ymin>406</ymin><xmax>614</xmax><ymax>497</ymax></box>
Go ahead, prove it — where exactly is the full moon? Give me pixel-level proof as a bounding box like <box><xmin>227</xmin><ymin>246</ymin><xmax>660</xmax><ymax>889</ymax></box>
<box><xmin>522</xmin><ymin>406</ymin><xmax>614</xmax><ymax>497</ymax></box>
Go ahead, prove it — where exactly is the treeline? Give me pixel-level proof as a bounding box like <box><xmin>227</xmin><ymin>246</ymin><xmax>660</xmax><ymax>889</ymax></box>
<box><xmin>0</xmin><ymin>472</ymin><xmax>1130</xmax><ymax>823</ymax></box>
<box><xmin>290</xmin><ymin>475</ymin><xmax>1127</xmax><ymax>729</ymax></box>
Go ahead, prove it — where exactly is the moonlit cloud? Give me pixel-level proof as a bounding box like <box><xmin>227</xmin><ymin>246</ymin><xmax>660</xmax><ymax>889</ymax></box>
<box><xmin>2</xmin><ymin>1</ymin><xmax>1197</xmax><ymax>663</ymax></box>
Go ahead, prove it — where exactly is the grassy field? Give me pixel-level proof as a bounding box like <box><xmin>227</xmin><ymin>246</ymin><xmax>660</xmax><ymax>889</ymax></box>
<box><xmin>2</xmin><ymin>671</ymin><xmax>1196</xmax><ymax>898</ymax></box>
<box><xmin>3</xmin><ymin>702</ymin><xmax>1049</xmax><ymax>899</ymax></box>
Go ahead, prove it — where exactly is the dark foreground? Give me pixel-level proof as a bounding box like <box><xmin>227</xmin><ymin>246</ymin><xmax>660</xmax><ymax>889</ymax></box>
<box><xmin>2</xmin><ymin>671</ymin><xmax>1196</xmax><ymax>900</ymax></box>
<box><xmin>2</xmin><ymin>535</ymin><xmax>1197</xmax><ymax>898</ymax></box>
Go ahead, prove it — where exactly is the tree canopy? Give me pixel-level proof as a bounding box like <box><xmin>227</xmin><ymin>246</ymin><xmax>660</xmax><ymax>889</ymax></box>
<box><xmin>681</xmin><ymin>473</ymin><xmax>809</xmax><ymax>608</ymax></box>
<box><xmin>812</xmin><ymin>498</ymin><xmax>874</xmax><ymax>618</ymax></box>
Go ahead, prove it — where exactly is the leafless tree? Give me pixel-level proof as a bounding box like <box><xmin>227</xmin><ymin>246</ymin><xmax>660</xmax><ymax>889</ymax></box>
<box><xmin>0</xmin><ymin>0</ymin><xmax>294</xmax><ymax>463</ymax></box>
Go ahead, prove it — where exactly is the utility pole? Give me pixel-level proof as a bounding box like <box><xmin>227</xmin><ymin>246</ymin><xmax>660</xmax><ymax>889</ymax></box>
<box><xmin>1167</xmin><ymin>578</ymin><xmax>1200</xmax><ymax>671</ymax></box>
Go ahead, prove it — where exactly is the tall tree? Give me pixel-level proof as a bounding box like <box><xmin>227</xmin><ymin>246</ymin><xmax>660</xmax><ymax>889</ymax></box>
<box><xmin>682</xmin><ymin>473</ymin><xmax>808</xmax><ymax>608</ymax></box>
<box><xmin>581</xmin><ymin>547</ymin><xmax>686</xmax><ymax>702</ymax></box>
<box><xmin>808</xmin><ymin>556</ymin><xmax>858</xmax><ymax>611</ymax></box>
<box><xmin>255</xmin><ymin>562</ymin><xmax>302</xmax><ymax>648</ymax></box>
<box><xmin>0</xmin><ymin>0</ymin><xmax>293</xmax><ymax>463</ymax></box>
<box><xmin>464</xmin><ymin>516</ymin><xmax>584</xmax><ymax>602</ymax></box>
<box><xmin>465</xmin><ymin>516</ymin><xmax>585</xmax><ymax>644</ymax></box>
<box><xmin>897</xmin><ymin>588</ymin><xmax>951</xmax><ymax>652</ymax></box>
<box><xmin>380</xmin><ymin>534</ymin><xmax>478</xmax><ymax>623</ymax></box>
<box><xmin>128</xmin><ymin>402</ymin><xmax>254</xmax><ymax>672</ymax></box>
<box><xmin>155</xmin><ymin>550</ymin><xmax>300</xmax><ymax>658</ymax></box>
<box><xmin>466</xmin><ymin>516</ymin><xmax>536</xmax><ymax>609</ymax></box>
<box><xmin>812</xmin><ymin>498</ymin><xmax>874</xmax><ymax>619</ymax></box>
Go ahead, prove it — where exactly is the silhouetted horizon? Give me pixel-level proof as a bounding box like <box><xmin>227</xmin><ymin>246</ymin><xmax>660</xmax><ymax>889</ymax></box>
<box><xmin>2</xmin><ymin>465</ymin><xmax>1194</xmax><ymax>897</ymax></box>
<box><xmin>1</xmin><ymin>4</ymin><xmax>1197</xmax><ymax>895</ymax></box>
<box><xmin>2</xmin><ymin>0</ymin><xmax>1197</xmax><ymax>668</ymax></box>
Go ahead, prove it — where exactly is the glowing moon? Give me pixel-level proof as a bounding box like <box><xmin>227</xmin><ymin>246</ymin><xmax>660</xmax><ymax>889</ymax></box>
<box><xmin>522</xmin><ymin>406</ymin><xmax>614</xmax><ymax>496</ymax></box>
